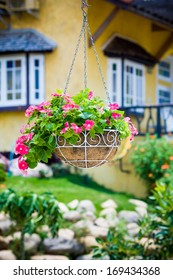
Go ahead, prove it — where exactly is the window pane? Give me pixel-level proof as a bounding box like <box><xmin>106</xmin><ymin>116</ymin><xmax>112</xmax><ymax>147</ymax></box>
<box><xmin>7</xmin><ymin>61</ymin><xmax>13</xmax><ymax>68</ymax></box>
<box><xmin>15</xmin><ymin>70</ymin><xmax>21</xmax><ymax>90</ymax></box>
<box><xmin>35</xmin><ymin>92</ymin><xmax>39</xmax><ymax>99</ymax></box>
<box><xmin>7</xmin><ymin>71</ymin><xmax>13</xmax><ymax>90</ymax></box>
<box><xmin>112</xmin><ymin>63</ymin><xmax>116</xmax><ymax>71</ymax></box>
<box><xmin>35</xmin><ymin>69</ymin><xmax>39</xmax><ymax>90</ymax></box>
<box><xmin>15</xmin><ymin>60</ymin><xmax>21</xmax><ymax>67</ymax></box>
<box><xmin>16</xmin><ymin>92</ymin><xmax>21</xmax><ymax>99</ymax></box>
<box><xmin>7</xmin><ymin>93</ymin><xmax>13</xmax><ymax>100</ymax></box>
<box><xmin>35</xmin><ymin>59</ymin><xmax>39</xmax><ymax>67</ymax></box>
<box><xmin>112</xmin><ymin>72</ymin><xmax>116</xmax><ymax>93</ymax></box>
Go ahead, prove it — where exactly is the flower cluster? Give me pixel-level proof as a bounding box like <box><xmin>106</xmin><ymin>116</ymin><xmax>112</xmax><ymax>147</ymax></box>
<box><xmin>16</xmin><ymin>88</ymin><xmax>138</xmax><ymax>172</ymax></box>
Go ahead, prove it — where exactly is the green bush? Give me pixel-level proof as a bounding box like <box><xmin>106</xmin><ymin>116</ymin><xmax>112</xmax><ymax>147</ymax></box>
<box><xmin>130</xmin><ymin>135</ymin><xmax>173</xmax><ymax>193</ymax></box>
<box><xmin>0</xmin><ymin>189</ymin><xmax>61</xmax><ymax>259</ymax></box>
<box><xmin>0</xmin><ymin>163</ymin><xmax>7</xmax><ymax>183</ymax></box>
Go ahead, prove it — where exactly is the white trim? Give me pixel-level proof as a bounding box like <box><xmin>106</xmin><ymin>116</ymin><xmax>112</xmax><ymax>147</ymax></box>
<box><xmin>108</xmin><ymin>58</ymin><xmax>122</xmax><ymax>105</ymax></box>
<box><xmin>0</xmin><ymin>54</ymin><xmax>26</xmax><ymax>107</ymax></box>
<box><xmin>124</xmin><ymin>59</ymin><xmax>145</xmax><ymax>106</ymax></box>
<box><xmin>29</xmin><ymin>54</ymin><xmax>45</xmax><ymax>105</ymax></box>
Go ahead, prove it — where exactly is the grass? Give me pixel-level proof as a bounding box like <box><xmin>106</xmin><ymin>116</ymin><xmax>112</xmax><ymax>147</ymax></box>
<box><xmin>4</xmin><ymin>174</ymin><xmax>137</xmax><ymax>212</ymax></box>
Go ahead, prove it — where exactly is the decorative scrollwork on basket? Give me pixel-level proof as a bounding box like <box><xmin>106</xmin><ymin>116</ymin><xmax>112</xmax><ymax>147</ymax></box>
<box><xmin>55</xmin><ymin>129</ymin><xmax>120</xmax><ymax>168</ymax></box>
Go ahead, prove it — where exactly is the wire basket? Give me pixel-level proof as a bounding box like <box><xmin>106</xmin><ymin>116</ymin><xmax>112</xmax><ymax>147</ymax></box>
<box><xmin>55</xmin><ymin>129</ymin><xmax>120</xmax><ymax>168</ymax></box>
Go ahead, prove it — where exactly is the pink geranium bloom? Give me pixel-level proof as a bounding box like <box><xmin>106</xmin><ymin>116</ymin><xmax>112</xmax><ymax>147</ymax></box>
<box><xmin>71</xmin><ymin>123</ymin><xmax>82</xmax><ymax>134</ymax></box>
<box><xmin>111</xmin><ymin>113</ymin><xmax>121</xmax><ymax>119</ymax></box>
<box><xmin>83</xmin><ymin>120</ymin><xmax>95</xmax><ymax>130</ymax></box>
<box><xmin>15</xmin><ymin>143</ymin><xmax>29</xmax><ymax>155</ymax></box>
<box><xmin>18</xmin><ymin>158</ymin><xmax>28</xmax><ymax>170</ymax></box>
<box><xmin>109</xmin><ymin>103</ymin><xmax>119</xmax><ymax>110</ymax></box>
<box><xmin>88</xmin><ymin>91</ymin><xmax>94</xmax><ymax>100</ymax></box>
<box><xmin>25</xmin><ymin>105</ymin><xmax>38</xmax><ymax>117</ymax></box>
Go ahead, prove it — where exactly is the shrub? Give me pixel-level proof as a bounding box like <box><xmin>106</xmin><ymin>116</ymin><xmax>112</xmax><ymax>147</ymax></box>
<box><xmin>0</xmin><ymin>163</ymin><xmax>7</xmax><ymax>183</ymax></box>
<box><xmin>0</xmin><ymin>189</ymin><xmax>61</xmax><ymax>259</ymax></box>
<box><xmin>130</xmin><ymin>135</ymin><xmax>173</xmax><ymax>193</ymax></box>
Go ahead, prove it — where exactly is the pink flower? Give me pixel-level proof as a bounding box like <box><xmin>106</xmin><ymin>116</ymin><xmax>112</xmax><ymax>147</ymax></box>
<box><xmin>25</xmin><ymin>105</ymin><xmax>38</xmax><ymax>117</ymax></box>
<box><xmin>71</xmin><ymin>123</ymin><xmax>82</xmax><ymax>134</ymax></box>
<box><xmin>16</xmin><ymin>133</ymin><xmax>33</xmax><ymax>145</ymax></box>
<box><xmin>18</xmin><ymin>158</ymin><xmax>28</xmax><ymax>170</ymax></box>
<box><xmin>62</xmin><ymin>103</ymin><xmax>80</xmax><ymax>112</ymax></box>
<box><xmin>60</xmin><ymin>122</ymin><xmax>69</xmax><ymax>134</ymax></box>
<box><xmin>88</xmin><ymin>91</ymin><xmax>94</xmax><ymax>100</ymax></box>
<box><xmin>109</xmin><ymin>103</ymin><xmax>119</xmax><ymax>110</ymax></box>
<box><xmin>106</xmin><ymin>118</ymin><xmax>110</xmax><ymax>125</ymax></box>
<box><xmin>51</xmin><ymin>93</ymin><xmax>60</xmax><ymax>97</ymax></box>
<box><xmin>128</xmin><ymin>122</ymin><xmax>138</xmax><ymax>141</ymax></box>
<box><xmin>111</xmin><ymin>113</ymin><xmax>121</xmax><ymax>119</ymax></box>
<box><xmin>15</xmin><ymin>143</ymin><xmax>29</xmax><ymax>155</ymax></box>
<box><xmin>83</xmin><ymin>120</ymin><xmax>95</xmax><ymax>130</ymax></box>
<box><xmin>124</xmin><ymin>117</ymin><xmax>131</xmax><ymax>123</ymax></box>
<box><xmin>38</xmin><ymin>101</ymin><xmax>51</xmax><ymax>107</ymax></box>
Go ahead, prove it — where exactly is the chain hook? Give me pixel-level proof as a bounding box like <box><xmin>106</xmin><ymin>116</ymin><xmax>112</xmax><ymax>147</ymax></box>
<box><xmin>81</xmin><ymin>0</ymin><xmax>88</xmax><ymax>17</ymax></box>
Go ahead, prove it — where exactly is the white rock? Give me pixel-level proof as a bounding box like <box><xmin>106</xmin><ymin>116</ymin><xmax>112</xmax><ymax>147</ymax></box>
<box><xmin>119</xmin><ymin>211</ymin><xmax>139</xmax><ymax>223</ymax></box>
<box><xmin>101</xmin><ymin>199</ymin><xmax>118</xmax><ymax>209</ymax></box>
<box><xmin>127</xmin><ymin>223</ymin><xmax>140</xmax><ymax>236</ymax></box>
<box><xmin>68</xmin><ymin>200</ymin><xmax>79</xmax><ymax>210</ymax></box>
<box><xmin>73</xmin><ymin>220</ymin><xmax>93</xmax><ymax>232</ymax></box>
<box><xmin>100</xmin><ymin>207</ymin><xmax>117</xmax><ymax>217</ymax></box>
<box><xmin>81</xmin><ymin>236</ymin><xmax>99</xmax><ymax>248</ymax></box>
<box><xmin>76</xmin><ymin>254</ymin><xmax>93</xmax><ymax>260</ymax></box>
<box><xmin>58</xmin><ymin>229</ymin><xmax>75</xmax><ymax>240</ymax></box>
<box><xmin>136</xmin><ymin>207</ymin><xmax>147</xmax><ymax>217</ymax></box>
<box><xmin>77</xmin><ymin>200</ymin><xmax>96</xmax><ymax>213</ymax></box>
<box><xmin>0</xmin><ymin>212</ymin><xmax>8</xmax><ymax>221</ymax></box>
<box><xmin>31</xmin><ymin>255</ymin><xmax>69</xmax><ymax>260</ymax></box>
<box><xmin>129</xmin><ymin>199</ymin><xmax>148</xmax><ymax>209</ymax></box>
<box><xmin>58</xmin><ymin>202</ymin><xmax>69</xmax><ymax>214</ymax></box>
<box><xmin>95</xmin><ymin>217</ymin><xmax>109</xmax><ymax>228</ymax></box>
<box><xmin>0</xmin><ymin>219</ymin><xmax>14</xmax><ymax>234</ymax></box>
<box><xmin>81</xmin><ymin>211</ymin><xmax>96</xmax><ymax>221</ymax></box>
<box><xmin>0</xmin><ymin>250</ymin><xmax>16</xmax><ymax>260</ymax></box>
<box><xmin>88</xmin><ymin>225</ymin><xmax>108</xmax><ymax>238</ymax></box>
<box><xmin>106</xmin><ymin>217</ymin><xmax>119</xmax><ymax>228</ymax></box>
<box><xmin>63</xmin><ymin>211</ymin><xmax>81</xmax><ymax>222</ymax></box>
<box><xmin>12</xmin><ymin>232</ymin><xmax>41</xmax><ymax>253</ymax></box>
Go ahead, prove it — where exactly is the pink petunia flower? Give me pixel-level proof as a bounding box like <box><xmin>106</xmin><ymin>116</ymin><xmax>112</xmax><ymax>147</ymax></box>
<box><xmin>83</xmin><ymin>120</ymin><xmax>95</xmax><ymax>130</ymax></box>
<box><xmin>71</xmin><ymin>123</ymin><xmax>82</xmax><ymax>134</ymax></box>
<box><xmin>15</xmin><ymin>143</ymin><xmax>29</xmax><ymax>155</ymax></box>
<box><xmin>18</xmin><ymin>158</ymin><xmax>28</xmax><ymax>170</ymax></box>
<box><xmin>60</xmin><ymin>122</ymin><xmax>70</xmax><ymax>134</ymax></box>
<box><xmin>124</xmin><ymin>117</ymin><xmax>131</xmax><ymax>123</ymax></box>
<box><xmin>38</xmin><ymin>101</ymin><xmax>51</xmax><ymax>107</ymax></box>
<box><xmin>62</xmin><ymin>103</ymin><xmax>80</xmax><ymax>112</ymax></box>
<box><xmin>16</xmin><ymin>133</ymin><xmax>33</xmax><ymax>145</ymax></box>
<box><xmin>111</xmin><ymin>113</ymin><xmax>121</xmax><ymax>119</ymax></box>
<box><xmin>88</xmin><ymin>91</ymin><xmax>94</xmax><ymax>100</ymax></box>
<box><xmin>109</xmin><ymin>103</ymin><xmax>119</xmax><ymax>110</ymax></box>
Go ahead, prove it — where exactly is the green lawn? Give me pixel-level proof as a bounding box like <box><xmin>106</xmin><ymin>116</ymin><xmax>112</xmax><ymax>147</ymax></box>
<box><xmin>4</xmin><ymin>174</ymin><xmax>136</xmax><ymax>212</ymax></box>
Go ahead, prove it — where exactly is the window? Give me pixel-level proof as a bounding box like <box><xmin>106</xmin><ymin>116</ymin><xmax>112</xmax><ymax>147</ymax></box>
<box><xmin>124</xmin><ymin>60</ymin><xmax>145</xmax><ymax>106</ymax></box>
<box><xmin>29</xmin><ymin>54</ymin><xmax>45</xmax><ymax>105</ymax></box>
<box><xmin>108</xmin><ymin>58</ymin><xmax>145</xmax><ymax>107</ymax></box>
<box><xmin>158</xmin><ymin>86</ymin><xmax>171</xmax><ymax>104</ymax></box>
<box><xmin>0</xmin><ymin>55</ymin><xmax>26</xmax><ymax>107</ymax></box>
<box><xmin>158</xmin><ymin>58</ymin><xmax>172</xmax><ymax>82</ymax></box>
<box><xmin>108</xmin><ymin>59</ymin><xmax>122</xmax><ymax>104</ymax></box>
<box><xmin>0</xmin><ymin>54</ymin><xmax>45</xmax><ymax>108</ymax></box>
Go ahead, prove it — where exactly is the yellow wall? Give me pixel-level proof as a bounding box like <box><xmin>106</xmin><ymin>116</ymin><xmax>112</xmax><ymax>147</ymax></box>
<box><xmin>1</xmin><ymin>0</ymin><xmax>173</xmax><ymax>197</ymax></box>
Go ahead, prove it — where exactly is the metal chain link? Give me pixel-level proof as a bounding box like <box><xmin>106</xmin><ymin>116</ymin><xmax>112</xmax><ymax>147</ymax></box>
<box><xmin>87</xmin><ymin>22</ymin><xmax>111</xmax><ymax>103</ymax></box>
<box><xmin>64</xmin><ymin>17</ymin><xmax>85</xmax><ymax>94</ymax></box>
<box><xmin>83</xmin><ymin>15</ymin><xmax>87</xmax><ymax>88</ymax></box>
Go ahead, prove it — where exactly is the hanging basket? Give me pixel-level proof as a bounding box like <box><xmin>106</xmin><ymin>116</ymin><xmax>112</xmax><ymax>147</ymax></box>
<box><xmin>55</xmin><ymin>129</ymin><xmax>120</xmax><ymax>168</ymax></box>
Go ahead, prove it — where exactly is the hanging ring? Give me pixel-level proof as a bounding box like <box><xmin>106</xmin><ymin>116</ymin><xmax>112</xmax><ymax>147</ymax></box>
<box><xmin>81</xmin><ymin>0</ymin><xmax>88</xmax><ymax>17</ymax></box>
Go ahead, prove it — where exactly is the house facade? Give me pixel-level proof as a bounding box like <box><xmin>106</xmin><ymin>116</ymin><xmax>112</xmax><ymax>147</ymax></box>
<box><xmin>0</xmin><ymin>0</ymin><xmax>173</xmax><ymax>197</ymax></box>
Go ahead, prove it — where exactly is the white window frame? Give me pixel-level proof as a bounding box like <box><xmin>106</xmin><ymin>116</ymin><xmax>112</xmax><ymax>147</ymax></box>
<box><xmin>0</xmin><ymin>54</ymin><xmax>26</xmax><ymax>107</ymax></box>
<box><xmin>108</xmin><ymin>58</ymin><xmax>122</xmax><ymax>105</ymax></box>
<box><xmin>29</xmin><ymin>54</ymin><xmax>45</xmax><ymax>105</ymax></box>
<box><xmin>124</xmin><ymin>59</ymin><xmax>145</xmax><ymax>107</ymax></box>
<box><xmin>157</xmin><ymin>85</ymin><xmax>172</xmax><ymax>104</ymax></box>
<box><xmin>157</xmin><ymin>56</ymin><xmax>173</xmax><ymax>83</ymax></box>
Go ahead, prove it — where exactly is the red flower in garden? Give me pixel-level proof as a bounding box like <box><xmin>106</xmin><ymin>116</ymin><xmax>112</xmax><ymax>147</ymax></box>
<box><xmin>111</xmin><ymin>113</ymin><xmax>121</xmax><ymax>119</ymax></box>
<box><xmin>88</xmin><ymin>91</ymin><xmax>94</xmax><ymax>100</ymax></box>
<box><xmin>71</xmin><ymin>123</ymin><xmax>82</xmax><ymax>134</ymax></box>
<box><xmin>109</xmin><ymin>103</ymin><xmax>119</xmax><ymax>110</ymax></box>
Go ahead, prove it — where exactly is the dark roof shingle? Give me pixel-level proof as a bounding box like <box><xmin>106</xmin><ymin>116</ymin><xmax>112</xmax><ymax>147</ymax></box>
<box><xmin>0</xmin><ymin>28</ymin><xmax>57</xmax><ymax>53</ymax></box>
<box><xmin>107</xmin><ymin>0</ymin><xmax>173</xmax><ymax>29</ymax></box>
<box><xmin>103</xmin><ymin>36</ymin><xmax>157</xmax><ymax>66</ymax></box>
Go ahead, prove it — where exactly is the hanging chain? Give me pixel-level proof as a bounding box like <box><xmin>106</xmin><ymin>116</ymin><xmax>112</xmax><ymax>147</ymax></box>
<box><xmin>64</xmin><ymin>18</ymin><xmax>85</xmax><ymax>94</ymax></box>
<box><xmin>64</xmin><ymin>0</ymin><xmax>111</xmax><ymax>104</ymax></box>
<box><xmin>87</xmin><ymin>22</ymin><xmax>111</xmax><ymax>103</ymax></box>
